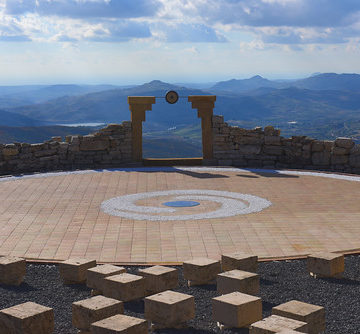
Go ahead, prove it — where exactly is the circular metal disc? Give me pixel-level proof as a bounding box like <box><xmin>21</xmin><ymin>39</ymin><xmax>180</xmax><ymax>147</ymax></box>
<box><xmin>163</xmin><ymin>201</ymin><xmax>200</xmax><ymax>207</ymax></box>
<box><xmin>165</xmin><ymin>90</ymin><xmax>179</xmax><ymax>104</ymax></box>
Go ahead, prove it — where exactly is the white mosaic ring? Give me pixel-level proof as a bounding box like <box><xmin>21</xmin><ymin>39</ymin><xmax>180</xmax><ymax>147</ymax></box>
<box><xmin>101</xmin><ymin>189</ymin><xmax>272</xmax><ymax>221</ymax></box>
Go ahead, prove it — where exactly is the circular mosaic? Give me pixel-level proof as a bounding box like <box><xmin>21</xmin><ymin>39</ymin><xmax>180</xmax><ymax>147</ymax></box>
<box><xmin>100</xmin><ymin>189</ymin><xmax>272</xmax><ymax>221</ymax></box>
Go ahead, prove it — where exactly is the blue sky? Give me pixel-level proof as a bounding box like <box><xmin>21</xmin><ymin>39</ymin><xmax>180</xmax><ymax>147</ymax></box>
<box><xmin>1</xmin><ymin>0</ymin><xmax>360</xmax><ymax>85</ymax></box>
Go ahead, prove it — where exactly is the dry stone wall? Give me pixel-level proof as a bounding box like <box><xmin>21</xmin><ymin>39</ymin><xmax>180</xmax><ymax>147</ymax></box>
<box><xmin>0</xmin><ymin>122</ymin><xmax>133</xmax><ymax>175</ymax></box>
<box><xmin>212</xmin><ymin>115</ymin><xmax>360</xmax><ymax>174</ymax></box>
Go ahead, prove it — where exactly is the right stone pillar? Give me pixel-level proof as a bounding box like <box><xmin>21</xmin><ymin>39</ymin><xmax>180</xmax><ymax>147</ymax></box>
<box><xmin>188</xmin><ymin>95</ymin><xmax>216</xmax><ymax>160</ymax></box>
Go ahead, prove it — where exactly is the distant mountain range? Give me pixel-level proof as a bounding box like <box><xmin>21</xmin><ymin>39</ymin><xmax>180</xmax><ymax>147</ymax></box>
<box><xmin>1</xmin><ymin>73</ymin><xmax>360</xmax><ymax>146</ymax></box>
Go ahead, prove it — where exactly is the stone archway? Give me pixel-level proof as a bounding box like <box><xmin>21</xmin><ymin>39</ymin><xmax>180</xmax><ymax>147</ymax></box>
<box><xmin>128</xmin><ymin>95</ymin><xmax>216</xmax><ymax>164</ymax></box>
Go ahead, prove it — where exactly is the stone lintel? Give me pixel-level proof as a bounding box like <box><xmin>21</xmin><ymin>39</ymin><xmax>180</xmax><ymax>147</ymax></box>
<box><xmin>128</xmin><ymin>96</ymin><xmax>156</xmax><ymax>104</ymax></box>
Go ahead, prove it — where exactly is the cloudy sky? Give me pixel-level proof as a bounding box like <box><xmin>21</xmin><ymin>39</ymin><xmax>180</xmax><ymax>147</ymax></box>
<box><xmin>1</xmin><ymin>0</ymin><xmax>360</xmax><ymax>84</ymax></box>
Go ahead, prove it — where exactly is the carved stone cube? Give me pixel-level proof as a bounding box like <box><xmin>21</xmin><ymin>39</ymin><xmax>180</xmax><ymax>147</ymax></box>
<box><xmin>91</xmin><ymin>314</ymin><xmax>148</xmax><ymax>334</ymax></box>
<box><xmin>59</xmin><ymin>257</ymin><xmax>96</xmax><ymax>284</ymax></box>
<box><xmin>87</xmin><ymin>264</ymin><xmax>126</xmax><ymax>293</ymax></box>
<box><xmin>102</xmin><ymin>273</ymin><xmax>145</xmax><ymax>302</ymax></box>
<box><xmin>221</xmin><ymin>252</ymin><xmax>258</xmax><ymax>272</ymax></box>
<box><xmin>0</xmin><ymin>256</ymin><xmax>26</xmax><ymax>286</ymax></box>
<box><xmin>217</xmin><ymin>269</ymin><xmax>260</xmax><ymax>295</ymax></box>
<box><xmin>250</xmin><ymin>315</ymin><xmax>308</xmax><ymax>333</ymax></box>
<box><xmin>138</xmin><ymin>265</ymin><xmax>178</xmax><ymax>295</ymax></box>
<box><xmin>145</xmin><ymin>290</ymin><xmax>195</xmax><ymax>328</ymax></box>
<box><xmin>72</xmin><ymin>295</ymin><xmax>123</xmax><ymax>331</ymax></box>
<box><xmin>183</xmin><ymin>257</ymin><xmax>221</xmax><ymax>286</ymax></box>
<box><xmin>0</xmin><ymin>302</ymin><xmax>54</xmax><ymax>334</ymax></box>
<box><xmin>212</xmin><ymin>292</ymin><xmax>262</xmax><ymax>328</ymax></box>
<box><xmin>307</xmin><ymin>252</ymin><xmax>344</xmax><ymax>278</ymax></box>
<box><xmin>272</xmin><ymin>300</ymin><xmax>325</xmax><ymax>334</ymax></box>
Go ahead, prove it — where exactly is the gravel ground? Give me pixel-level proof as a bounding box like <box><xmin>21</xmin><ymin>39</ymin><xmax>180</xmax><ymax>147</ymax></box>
<box><xmin>1</xmin><ymin>255</ymin><xmax>360</xmax><ymax>333</ymax></box>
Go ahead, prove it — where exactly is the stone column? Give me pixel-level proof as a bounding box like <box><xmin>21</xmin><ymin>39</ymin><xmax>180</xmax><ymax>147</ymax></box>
<box><xmin>188</xmin><ymin>95</ymin><xmax>216</xmax><ymax>160</ymax></box>
<box><xmin>128</xmin><ymin>96</ymin><xmax>156</xmax><ymax>162</ymax></box>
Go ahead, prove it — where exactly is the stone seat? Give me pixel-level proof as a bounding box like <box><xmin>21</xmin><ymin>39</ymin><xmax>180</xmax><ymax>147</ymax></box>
<box><xmin>59</xmin><ymin>257</ymin><xmax>96</xmax><ymax>284</ymax></box>
<box><xmin>221</xmin><ymin>252</ymin><xmax>258</xmax><ymax>273</ymax></box>
<box><xmin>0</xmin><ymin>301</ymin><xmax>54</xmax><ymax>334</ymax></box>
<box><xmin>217</xmin><ymin>269</ymin><xmax>260</xmax><ymax>295</ymax></box>
<box><xmin>91</xmin><ymin>314</ymin><xmax>148</xmax><ymax>334</ymax></box>
<box><xmin>307</xmin><ymin>252</ymin><xmax>344</xmax><ymax>278</ymax></box>
<box><xmin>212</xmin><ymin>291</ymin><xmax>262</xmax><ymax>328</ymax></box>
<box><xmin>0</xmin><ymin>256</ymin><xmax>26</xmax><ymax>286</ymax></box>
<box><xmin>272</xmin><ymin>300</ymin><xmax>325</xmax><ymax>334</ymax></box>
<box><xmin>250</xmin><ymin>314</ymin><xmax>308</xmax><ymax>333</ymax></box>
<box><xmin>183</xmin><ymin>257</ymin><xmax>221</xmax><ymax>286</ymax></box>
<box><xmin>145</xmin><ymin>290</ymin><xmax>195</xmax><ymax>329</ymax></box>
<box><xmin>87</xmin><ymin>264</ymin><xmax>126</xmax><ymax>295</ymax></box>
<box><xmin>102</xmin><ymin>273</ymin><xmax>145</xmax><ymax>302</ymax></box>
<box><xmin>138</xmin><ymin>265</ymin><xmax>178</xmax><ymax>295</ymax></box>
<box><xmin>72</xmin><ymin>295</ymin><xmax>124</xmax><ymax>333</ymax></box>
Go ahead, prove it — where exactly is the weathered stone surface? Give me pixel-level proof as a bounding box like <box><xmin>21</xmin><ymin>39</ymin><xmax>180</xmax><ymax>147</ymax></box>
<box><xmin>335</xmin><ymin>137</ymin><xmax>354</xmax><ymax>149</ymax></box>
<box><xmin>217</xmin><ymin>270</ymin><xmax>260</xmax><ymax>295</ymax></box>
<box><xmin>272</xmin><ymin>300</ymin><xmax>325</xmax><ymax>334</ymax></box>
<box><xmin>265</xmin><ymin>136</ymin><xmax>281</xmax><ymax>146</ymax></box>
<box><xmin>311</xmin><ymin>141</ymin><xmax>324</xmax><ymax>152</ymax></box>
<box><xmin>103</xmin><ymin>273</ymin><xmax>145</xmax><ymax>302</ymax></box>
<box><xmin>307</xmin><ymin>252</ymin><xmax>344</xmax><ymax>278</ymax></box>
<box><xmin>59</xmin><ymin>258</ymin><xmax>96</xmax><ymax>284</ymax></box>
<box><xmin>349</xmin><ymin>154</ymin><xmax>360</xmax><ymax>167</ymax></box>
<box><xmin>80</xmin><ymin>138</ymin><xmax>109</xmax><ymax>151</ymax></box>
<box><xmin>91</xmin><ymin>314</ymin><xmax>148</xmax><ymax>334</ymax></box>
<box><xmin>250</xmin><ymin>315</ymin><xmax>308</xmax><ymax>333</ymax></box>
<box><xmin>3</xmin><ymin>144</ymin><xmax>19</xmax><ymax>156</ymax></box>
<box><xmin>212</xmin><ymin>292</ymin><xmax>262</xmax><ymax>328</ymax></box>
<box><xmin>87</xmin><ymin>264</ymin><xmax>126</xmax><ymax>292</ymax></box>
<box><xmin>0</xmin><ymin>302</ymin><xmax>54</xmax><ymax>334</ymax></box>
<box><xmin>0</xmin><ymin>256</ymin><xmax>26</xmax><ymax>286</ymax></box>
<box><xmin>183</xmin><ymin>257</ymin><xmax>221</xmax><ymax>285</ymax></box>
<box><xmin>331</xmin><ymin>154</ymin><xmax>348</xmax><ymax>165</ymax></box>
<box><xmin>72</xmin><ymin>295</ymin><xmax>123</xmax><ymax>331</ymax></box>
<box><xmin>145</xmin><ymin>290</ymin><xmax>195</xmax><ymax>328</ymax></box>
<box><xmin>238</xmin><ymin>145</ymin><xmax>262</xmax><ymax>155</ymax></box>
<box><xmin>332</xmin><ymin>146</ymin><xmax>348</xmax><ymax>155</ymax></box>
<box><xmin>263</xmin><ymin>145</ymin><xmax>283</xmax><ymax>156</ymax></box>
<box><xmin>221</xmin><ymin>253</ymin><xmax>258</xmax><ymax>273</ymax></box>
<box><xmin>312</xmin><ymin>152</ymin><xmax>330</xmax><ymax>165</ymax></box>
<box><xmin>138</xmin><ymin>265</ymin><xmax>178</xmax><ymax>295</ymax></box>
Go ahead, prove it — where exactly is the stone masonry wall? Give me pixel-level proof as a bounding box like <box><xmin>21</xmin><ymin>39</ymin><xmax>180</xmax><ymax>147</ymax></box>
<box><xmin>0</xmin><ymin>121</ymin><xmax>133</xmax><ymax>175</ymax></box>
<box><xmin>212</xmin><ymin>115</ymin><xmax>360</xmax><ymax>174</ymax></box>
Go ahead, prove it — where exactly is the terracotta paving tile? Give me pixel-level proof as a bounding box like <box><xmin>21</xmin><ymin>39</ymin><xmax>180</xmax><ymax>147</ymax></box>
<box><xmin>0</xmin><ymin>168</ymin><xmax>360</xmax><ymax>263</ymax></box>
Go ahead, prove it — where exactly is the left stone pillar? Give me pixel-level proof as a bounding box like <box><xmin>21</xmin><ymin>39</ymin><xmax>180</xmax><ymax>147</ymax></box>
<box><xmin>128</xmin><ymin>96</ymin><xmax>156</xmax><ymax>162</ymax></box>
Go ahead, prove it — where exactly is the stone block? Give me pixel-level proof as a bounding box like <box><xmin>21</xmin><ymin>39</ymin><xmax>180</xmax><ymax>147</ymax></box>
<box><xmin>80</xmin><ymin>139</ymin><xmax>109</xmax><ymax>151</ymax></box>
<box><xmin>217</xmin><ymin>270</ymin><xmax>260</xmax><ymax>295</ymax></box>
<box><xmin>332</xmin><ymin>147</ymin><xmax>348</xmax><ymax>155</ymax></box>
<box><xmin>265</xmin><ymin>136</ymin><xmax>281</xmax><ymax>146</ymax></box>
<box><xmin>87</xmin><ymin>264</ymin><xmax>126</xmax><ymax>293</ymax></box>
<box><xmin>91</xmin><ymin>314</ymin><xmax>147</xmax><ymax>334</ymax></box>
<box><xmin>183</xmin><ymin>257</ymin><xmax>221</xmax><ymax>286</ymax></box>
<box><xmin>307</xmin><ymin>252</ymin><xmax>344</xmax><ymax>278</ymax></box>
<box><xmin>311</xmin><ymin>152</ymin><xmax>330</xmax><ymax>166</ymax></box>
<box><xmin>138</xmin><ymin>265</ymin><xmax>178</xmax><ymax>295</ymax></box>
<box><xmin>59</xmin><ymin>258</ymin><xmax>96</xmax><ymax>284</ymax></box>
<box><xmin>335</xmin><ymin>137</ymin><xmax>354</xmax><ymax>149</ymax></box>
<box><xmin>276</xmin><ymin>330</ymin><xmax>302</xmax><ymax>334</ymax></box>
<box><xmin>349</xmin><ymin>154</ymin><xmax>360</xmax><ymax>167</ymax></box>
<box><xmin>264</xmin><ymin>145</ymin><xmax>283</xmax><ymax>156</ymax></box>
<box><xmin>72</xmin><ymin>295</ymin><xmax>123</xmax><ymax>331</ymax></box>
<box><xmin>238</xmin><ymin>145</ymin><xmax>262</xmax><ymax>155</ymax></box>
<box><xmin>103</xmin><ymin>273</ymin><xmax>145</xmax><ymax>302</ymax></box>
<box><xmin>0</xmin><ymin>256</ymin><xmax>26</xmax><ymax>286</ymax></box>
<box><xmin>331</xmin><ymin>154</ymin><xmax>348</xmax><ymax>165</ymax></box>
<box><xmin>145</xmin><ymin>290</ymin><xmax>195</xmax><ymax>329</ymax></box>
<box><xmin>249</xmin><ymin>315</ymin><xmax>308</xmax><ymax>333</ymax></box>
<box><xmin>212</xmin><ymin>292</ymin><xmax>262</xmax><ymax>328</ymax></box>
<box><xmin>272</xmin><ymin>300</ymin><xmax>325</xmax><ymax>334</ymax></box>
<box><xmin>222</xmin><ymin>252</ymin><xmax>258</xmax><ymax>273</ymax></box>
<box><xmin>0</xmin><ymin>302</ymin><xmax>54</xmax><ymax>334</ymax></box>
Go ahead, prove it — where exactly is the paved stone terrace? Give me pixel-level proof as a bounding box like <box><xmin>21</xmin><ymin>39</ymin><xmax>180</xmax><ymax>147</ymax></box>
<box><xmin>0</xmin><ymin>167</ymin><xmax>359</xmax><ymax>264</ymax></box>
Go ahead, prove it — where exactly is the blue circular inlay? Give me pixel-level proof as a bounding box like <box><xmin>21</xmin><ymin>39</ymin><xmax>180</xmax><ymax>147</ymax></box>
<box><xmin>163</xmin><ymin>200</ymin><xmax>200</xmax><ymax>207</ymax></box>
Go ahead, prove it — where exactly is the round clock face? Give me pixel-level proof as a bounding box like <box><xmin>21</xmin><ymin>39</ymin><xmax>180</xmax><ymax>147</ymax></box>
<box><xmin>165</xmin><ymin>90</ymin><xmax>179</xmax><ymax>104</ymax></box>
